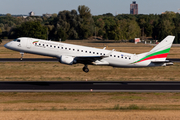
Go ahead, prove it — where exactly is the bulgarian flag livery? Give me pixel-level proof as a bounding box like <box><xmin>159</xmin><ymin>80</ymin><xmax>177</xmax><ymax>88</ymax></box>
<box><xmin>33</xmin><ymin>41</ymin><xmax>39</xmax><ymax>44</ymax></box>
<box><xmin>133</xmin><ymin>48</ymin><xmax>170</xmax><ymax>63</ymax></box>
<box><xmin>133</xmin><ymin>35</ymin><xmax>175</xmax><ymax>64</ymax></box>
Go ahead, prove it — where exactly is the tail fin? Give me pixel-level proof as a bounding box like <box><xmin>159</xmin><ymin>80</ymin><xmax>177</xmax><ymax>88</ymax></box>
<box><xmin>135</xmin><ymin>35</ymin><xmax>175</xmax><ymax>63</ymax></box>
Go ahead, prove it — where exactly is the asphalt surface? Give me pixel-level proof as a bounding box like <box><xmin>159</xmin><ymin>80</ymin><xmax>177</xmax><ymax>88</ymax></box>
<box><xmin>0</xmin><ymin>58</ymin><xmax>179</xmax><ymax>62</ymax></box>
<box><xmin>1</xmin><ymin>58</ymin><xmax>180</xmax><ymax>92</ymax></box>
<box><xmin>1</xmin><ymin>81</ymin><xmax>180</xmax><ymax>92</ymax></box>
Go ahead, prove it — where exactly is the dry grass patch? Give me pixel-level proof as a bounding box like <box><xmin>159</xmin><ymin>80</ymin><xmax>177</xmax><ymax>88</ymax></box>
<box><xmin>0</xmin><ymin>92</ymin><xmax>180</xmax><ymax>111</ymax></box>
<box><xmin>0</xmin><ymin>62</ymin><xmax>180</xmax><ymax>81</ymax></box>
<box><xmin>1</xmin><ymin>111</ymin><xmax>180</xmax><ymax>120</ymax></box>
<box><xmin>0</xmin><ymin>92</ymin><xmax>180</xmax><ymax>119</ymax></box>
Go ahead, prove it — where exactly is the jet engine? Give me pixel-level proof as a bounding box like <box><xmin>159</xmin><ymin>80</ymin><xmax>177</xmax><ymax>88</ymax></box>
<box><xmin>59</xmin><ymin>55</ymin><xmax>76</xmax><ymax>65</ymax></box>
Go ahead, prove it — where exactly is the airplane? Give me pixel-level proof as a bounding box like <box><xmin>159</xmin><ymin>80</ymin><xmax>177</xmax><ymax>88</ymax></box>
<box><xmin>4</xmin><ymin>35</ymin><xmax>175</xmax><ymax>73</ymax></box>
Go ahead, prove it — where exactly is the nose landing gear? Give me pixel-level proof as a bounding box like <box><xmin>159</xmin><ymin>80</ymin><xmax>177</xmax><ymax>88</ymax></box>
<box><xmin>20</xmin><ymin>52</ymin><xmax>24</xmax><ymax>61</ymax></box>
<box><xmin>83</xmin><ymin>65</ymin><xmax>89</xmax><ymax>73</ymax></box>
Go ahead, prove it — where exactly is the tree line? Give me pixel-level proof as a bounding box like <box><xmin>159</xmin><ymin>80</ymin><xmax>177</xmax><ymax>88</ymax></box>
<box><xmin>1</xmin><ymin>6</ymin><xmax>180</xmax><ymax>43</ymax></box>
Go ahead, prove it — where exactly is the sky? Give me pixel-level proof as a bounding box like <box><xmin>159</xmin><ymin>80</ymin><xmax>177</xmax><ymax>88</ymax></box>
<box><xmin>1</xmin><ymin>0</ymin><xmax>180</xmax><ymax>16</ymax></box>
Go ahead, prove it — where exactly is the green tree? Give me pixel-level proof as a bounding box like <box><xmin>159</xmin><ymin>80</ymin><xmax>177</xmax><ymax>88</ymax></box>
<box><xmin>6</xmin><ymin>13</ymin><xmax>11</xmax><ymax>17</ymax></box>
<box><xmin>57</xmin><ymin>28</ymin><xmax>67</xmax><ymax>41</ymax></box>
<box><xmin>125</xmin><ymin>20</ymin><xmax>141</xmax><ymax>39</ymax></box>
<box><xmin>15</xmin><ymin>21</ymin><xmax>47</xmax><ymax>39</ymax></box>
<box><xmin>68</xmin><ymin>28</ymin><xmax>78</xmax><ymax>39</ymax></box>
<box><xmin>0</xmin><ymin>28</ymin><xmax>2</xmax><ymax>44</ymax></box>
<box><xmin>50</xmin><ymin>10</ymin><xmax>80</xmax><ymax>40</ymax></box>
<box><xmin>95</xmin><ymin>18</ymin><xmax>105</xmax><ymax>37</ymax></box>
<box><xmin>173</xmin><ymin>15</ymin><xmax>180</xmax><ymax>43</ymax></box>
<box><xmin>78</xmin><ymin>5</ymin><xmax>91</xmax><ymax>19</ymax></box>
<box><xmin>78</xmin><ymin>5</ymin><xmax>94</xmax><ymax>39</ymax></box>
<box><xmin>103</xmin><ymin>17</ymin><xmax>116</xmax><ymax>39</ymax></box>
<box><xmin>107</xmin><ymin>19</ymin><xmax>140</xmax><ymax>40</ymax></box>
<box><xmin>157</xmin><ymin>19</ymin><xmax>175</xmax><ymax>41</ymax></box>
<box><xmin>102</xmin><ymin>13</ymin><xmax>113</xmax><ymax>17</ymax></box>
<box><xmin>0</xmin><ymin>28</ymin><xmax>2</xmax><ymax>35</ymax></box>
<box><xmin>0</xmin><ymin>23</ymin><xmax>4</xmax><ymax>31</ymax></box>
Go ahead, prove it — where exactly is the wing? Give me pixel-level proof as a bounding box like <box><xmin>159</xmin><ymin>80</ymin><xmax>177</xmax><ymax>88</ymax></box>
<box><xmin>74</xmin><ymin>55</ymin><xmax>109</xmax><ymax>65</ymax></box>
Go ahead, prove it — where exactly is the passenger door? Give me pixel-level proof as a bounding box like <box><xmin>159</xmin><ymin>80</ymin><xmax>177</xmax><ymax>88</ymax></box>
<box><xmin>26</xmin><ymin>39</ymin><xmax>32</xmax><ymax>49</ymax></box>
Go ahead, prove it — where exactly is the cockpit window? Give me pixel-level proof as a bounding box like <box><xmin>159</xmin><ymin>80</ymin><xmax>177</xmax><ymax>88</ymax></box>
<box><xmin>13</xmin><ymin>39</ymin><xmax>20</xmax><ymax>42</ymax></box>
<box><xmin>13</xmin><ymin>39</ymin><xmax>17</xmax><ymax>41</ymax></box>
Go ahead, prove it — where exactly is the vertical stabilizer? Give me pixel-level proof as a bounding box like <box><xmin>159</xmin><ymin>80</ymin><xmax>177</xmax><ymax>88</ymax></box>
<box><xmin>134</xmin><ymin>35</ymin><xmax>175</xmax><ymax>63</ymax></box>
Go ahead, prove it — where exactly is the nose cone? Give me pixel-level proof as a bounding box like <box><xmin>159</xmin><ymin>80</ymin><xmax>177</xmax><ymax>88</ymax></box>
<box><xmin>4</xmin><ymin>43</ymin><xmax>8</xmax><ymax>48</ymax></box>
<box><xmin>4</xmin><ymin>42</ymin><xmax>11</xmax><ymax>49</ymax></box>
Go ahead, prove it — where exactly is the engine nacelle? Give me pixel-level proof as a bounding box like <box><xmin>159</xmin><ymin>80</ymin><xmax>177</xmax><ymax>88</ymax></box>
<box><xmin>59</xmin><ymin>55</ymin><xmax>76</xmax><ymax>65</ymax></box>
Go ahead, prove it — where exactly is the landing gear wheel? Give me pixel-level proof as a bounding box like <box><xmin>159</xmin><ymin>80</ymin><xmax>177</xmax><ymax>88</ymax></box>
<box><xmin>20</xmin><ymin>52</ymin><xmax>24</xmax><ymax>61</ymax></box>
<box><xmin>83</xmin><ymin>66</ymin><xmax>89</xmax><ymax>73</ymax></box>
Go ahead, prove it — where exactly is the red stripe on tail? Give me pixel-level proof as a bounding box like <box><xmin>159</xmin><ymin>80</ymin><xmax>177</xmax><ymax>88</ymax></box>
<box><xmin>137</xmin><ymin>53</ymin><xmax>168</xmax><ymax>63</ymax></box>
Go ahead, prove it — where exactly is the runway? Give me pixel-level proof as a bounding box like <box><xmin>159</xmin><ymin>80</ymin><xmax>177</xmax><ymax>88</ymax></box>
<box><xmin>0</xmin><ymin>58</ymin><xmax>58</xmax><ymax>62</ymax></box>
<box><xmin>1</xmin><ymin>58</ymin><xmax>180</xmax><ymax>92</ymax></box>
<box><xmin>1</xmin><ymin>81</ymin><xmax>180</xmax><ymax>92</ymax></box>
<box><xmin>0</xmin><ymin>58</ymin><xmax>180</xmax><ymax>62</ymax></box>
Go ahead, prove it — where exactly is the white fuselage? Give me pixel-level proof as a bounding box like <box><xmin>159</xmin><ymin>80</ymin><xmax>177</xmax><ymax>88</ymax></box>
<box><xmin>4</xmin><ymin>37</ymin><xmax>169</xmax><ymax>68</ymax></box>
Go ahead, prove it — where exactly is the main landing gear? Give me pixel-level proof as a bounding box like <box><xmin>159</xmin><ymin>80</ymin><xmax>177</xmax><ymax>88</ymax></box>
<box><xmin>20</xmin><ymin>52</ymin><xmax>24</xmax><ymax>61</ymax></box>
<box><xmin>82</xmin><ymin>65</ymin><xmax>89</xmax><ymax>73</ymax></box>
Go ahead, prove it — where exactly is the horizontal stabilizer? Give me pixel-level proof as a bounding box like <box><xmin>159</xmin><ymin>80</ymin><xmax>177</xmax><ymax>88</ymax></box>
<box><xmin>151</xmin><ymin>60</ymin><xmax>171</xmax><ymax>63</ymax></box>
<box><xmin>151</xmin><ymin>60</ymin><xmax>173</xmax><ymax>66</ymax></box>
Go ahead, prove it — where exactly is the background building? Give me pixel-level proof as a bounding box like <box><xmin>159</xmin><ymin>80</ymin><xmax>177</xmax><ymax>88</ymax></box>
<box><xmin>29</xmin><ymin>11</ymin><xmax>35</xmax><ymax>16</ymax></box>
<box><xmin>43</xmin><ymin>13</ymin><xmax>52</xmax><ymax>18</ymax></box>
<box><xmin>130</xmin><ymin>1</ymin><xmax>138</xmax><ymax>14</ymax></box>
